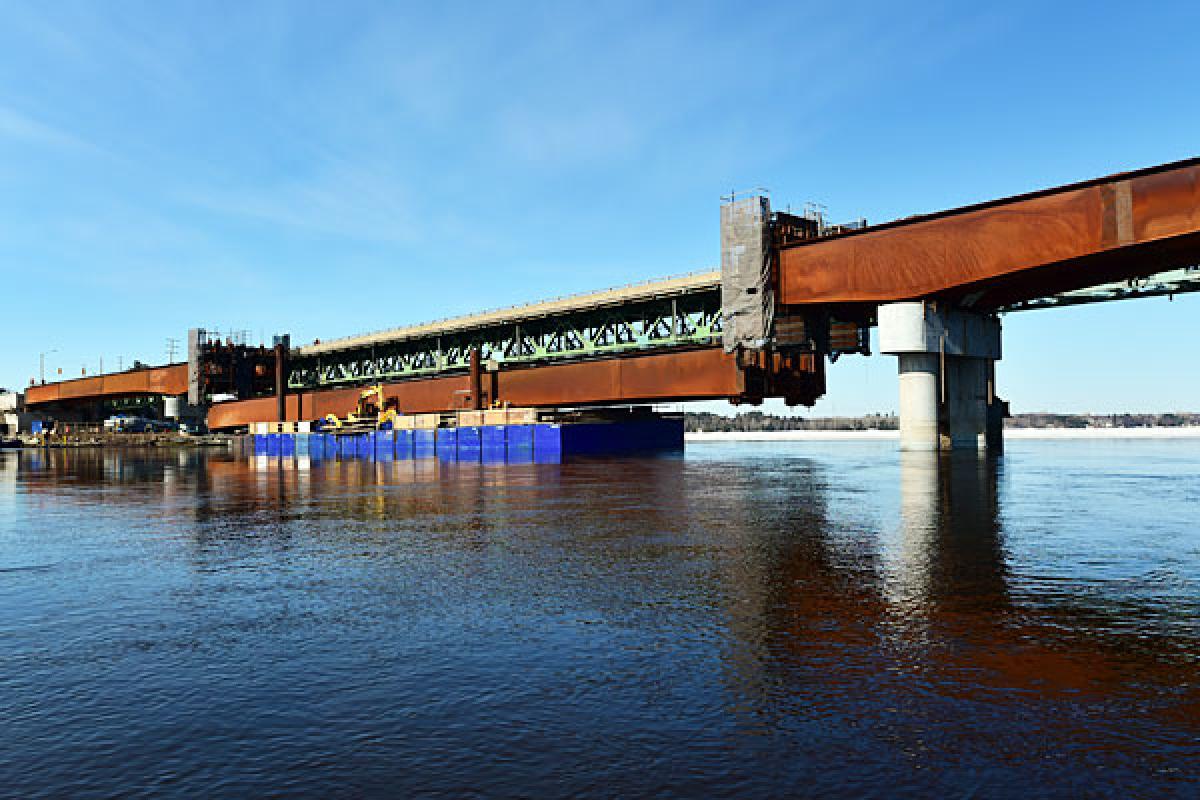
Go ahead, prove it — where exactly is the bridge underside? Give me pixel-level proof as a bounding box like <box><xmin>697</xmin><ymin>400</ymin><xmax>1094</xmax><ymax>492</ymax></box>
<box><xmin>206</xmin><ymin>347</ymin><xmax>824</xmax><ymax>430</ymax></box>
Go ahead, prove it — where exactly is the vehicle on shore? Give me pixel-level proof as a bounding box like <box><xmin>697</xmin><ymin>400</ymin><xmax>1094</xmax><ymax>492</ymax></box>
<box><xmin>104</xmin><ymin>415</ymin><xmax>175</xmax><ymax>434</ymax></box>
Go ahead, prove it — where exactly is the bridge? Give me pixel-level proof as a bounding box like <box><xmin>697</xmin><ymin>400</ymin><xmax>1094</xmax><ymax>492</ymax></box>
<box><xmin>25</xmin><ymin>363</ymin><xmax>188</xmax><ymax>407</ymax></box>
<box><xmin>24</xmin><ymin>157</ymin><xmax>1200</xmax><ymax>450</ymax></box>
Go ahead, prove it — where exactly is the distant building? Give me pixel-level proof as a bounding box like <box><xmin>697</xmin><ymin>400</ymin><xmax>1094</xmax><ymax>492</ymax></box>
<box><xmin>0</xmin><ymin>391</ymin><xmax>46</xmax><ymax>435</ymax></box>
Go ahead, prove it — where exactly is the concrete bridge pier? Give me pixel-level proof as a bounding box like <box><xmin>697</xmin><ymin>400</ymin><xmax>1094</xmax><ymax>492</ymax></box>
<box><xmin>879</xmin><ymin>302</ymin><xmax>1003</xmax><ymax>451</ymax></box>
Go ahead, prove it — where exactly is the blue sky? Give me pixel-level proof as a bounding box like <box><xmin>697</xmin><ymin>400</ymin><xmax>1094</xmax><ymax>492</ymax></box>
<box><xmin>1</xmin><ymin>1</ymin><xmax>1197</xmax><ymax>414</ymax></box>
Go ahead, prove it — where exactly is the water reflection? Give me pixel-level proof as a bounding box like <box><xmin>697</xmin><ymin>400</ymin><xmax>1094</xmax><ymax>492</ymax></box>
<box><xmin>887</xmin><ymin>450</ymin><xmax>1007</xmax><ymax>620</ymax></box>
<box><xmin>1</xmin><ymin>445</ymin><xmax>1197</xmax><ymax>797</ymax></box>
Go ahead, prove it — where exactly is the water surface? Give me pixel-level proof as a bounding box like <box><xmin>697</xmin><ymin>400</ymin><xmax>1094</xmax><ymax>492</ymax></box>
<box><xmin>1</xmin><ymin>441</ymin><xmax>1197</xmax><ymax>797</ymax></box>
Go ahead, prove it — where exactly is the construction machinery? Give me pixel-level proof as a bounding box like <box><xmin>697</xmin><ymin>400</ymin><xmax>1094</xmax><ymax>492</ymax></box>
<box><xmin>321</xmin><ymin>384</ymin><xmax>399</xmax><ymax>435</ymax></box>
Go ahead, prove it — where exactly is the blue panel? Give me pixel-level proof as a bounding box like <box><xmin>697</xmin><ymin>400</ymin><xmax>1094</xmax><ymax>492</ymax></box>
<box><xmin>481</xmin><ymin>425</ymin><xmax>507</xmax><ymax>463</ymax></box>
<box><xmin>506</xmin><ymin>424</ymin><xmax>534</xmax><ymax>464</ymax></box>
<box><xmin>482</xmin><ymin>425</ymin><xmax>506</xmax><ymax>449</ymax></box>
<box><xmin>295</xmin><ymin>433</ymin><xmax>310</xmax><ymax>455</ymax></box>
<box><xmin>507</xmin><ymin>425</ymin><xmax>533</xmax><ymax>451</ymax></box>
<box><xmin>280</xmin><ymin>433</ymin><xmax>296</xmax><ymax>457</ymax></box>
<box><xmin>414</xmin><ymin>429</ymin><xmax>436</xmax><ymax>458</ymax></box>
<box><xmin>457</xmin><ymin>426</ymin><xmax>481</xmax><ymax>461</ymax></box>
<box><xmin>254</xmin><ymin>434</ymin><xmax>268</xmax><ymax>454</ymax></box>
<box><xmin>323</xmin><ymin>433</ymin><xmax>336</xmax><ymax>458</ymax></box>
<box><xmin>266</xmin><ymin>433</ymin><xmax>281</xmax><ymax>456</ymax></box>
<box><xmin>356</xmin><ymin>433</ymin><xmax>372</xmax><ymax>458</ymax></box>
<box><xmin>376</xmin><ymin>430</ymin><xmax>395</xmax><ymax>461</ymax></box>
<box><xmin>395</xmin><ymin>429</ymin><xmax>414</xmax><ymax>459</ymax></box>
<box><xmin>306</xmin><ymin>433</ymin><xmax>324</xmax><ymax>461</ymax></box>
<box><xmin>436</xmin><ymin>428</ymin><xmax>457</xmax><ymax>461</ymax></box>
<box><xmin>533</xmin><ymin>424</ymin><xmax>562</xmax><ymax>463</ymax></box>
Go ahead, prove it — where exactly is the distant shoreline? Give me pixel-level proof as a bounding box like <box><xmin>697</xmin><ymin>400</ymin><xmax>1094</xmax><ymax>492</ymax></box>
<box><xmin>686</xmin><ymin>427</ymin><xmax>1200</xmax><ymax>442</ymax></box>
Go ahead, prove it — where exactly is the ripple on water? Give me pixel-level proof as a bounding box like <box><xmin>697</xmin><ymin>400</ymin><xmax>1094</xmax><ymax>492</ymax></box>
<box><xmin>0</xmin><ymin>441</ymin><xmax>1197</xmax><ymax>798</ymax></box>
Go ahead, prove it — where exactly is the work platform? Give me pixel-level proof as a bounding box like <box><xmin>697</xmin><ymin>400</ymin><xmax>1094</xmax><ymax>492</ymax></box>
<box><xmin>249</xmin><ymin>414</ymin><xmax>684</xmax><ymax>464</ymax></box>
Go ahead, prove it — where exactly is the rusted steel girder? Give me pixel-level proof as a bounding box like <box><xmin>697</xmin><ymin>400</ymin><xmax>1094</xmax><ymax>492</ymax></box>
<box><xmin>778</xmin><ymin>158</ymin><xmax>1200</xmax><ymax>309</ymax></box>
<box><xmin>206</xmin><ymin>347</ymin><xmax>825</xmax><ymax>430</ymax></box>
<box><xmin>24</xmin><ymin>364</ymin><xmax>189</xmax><ymax>406</ymax></box>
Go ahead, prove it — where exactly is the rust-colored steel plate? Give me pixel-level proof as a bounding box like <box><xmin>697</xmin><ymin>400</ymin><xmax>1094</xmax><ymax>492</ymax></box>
<box><xmin>207</xmin><ymin>396</ymin><xmax>274</xmax><ymax>429</ymax></box>
<box><xmin>206</xmin><ymin>376</ymin><xmax>477</xmax><ymax>429</ymax></box>
<box><xmin>497</xmin><ymin>347</ymin><xmax>744</xmax><ymax>407</ymax></box>
<box><xmin>25</xmin><ymin>364</ymin><xmax>189</xmax><ymax>406</ymax></box>
<box><xmin>779</xmin><ymin>159</ymin><xmax>1200</xmax><ymax>305</ymax></box>
<box><xmin>207</xmin><ymin>349</ymin><xmax>747</xmax><ymax>429</ymax></box>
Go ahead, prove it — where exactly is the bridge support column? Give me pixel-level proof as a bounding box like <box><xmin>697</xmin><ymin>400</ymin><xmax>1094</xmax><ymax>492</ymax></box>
<box><xmin>879</xmin><ymin>302</ymin><xmax>1003</xmax><ymax>451</ymax></box>
<box><xmin>274</xmin><ymin>340</ymin><xmax>287</xmax><ymax>423</ymax></box>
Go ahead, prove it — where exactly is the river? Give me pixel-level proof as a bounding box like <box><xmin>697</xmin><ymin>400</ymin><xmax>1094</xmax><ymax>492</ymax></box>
<box><xmin>1</xmin><ymin>440</ymin><xmax>1196</xmax><ymax>797</ymax></box>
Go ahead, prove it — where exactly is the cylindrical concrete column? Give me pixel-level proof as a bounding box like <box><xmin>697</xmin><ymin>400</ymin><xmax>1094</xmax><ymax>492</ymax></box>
<box><xmin>945</xmin><ymin>356</ymin><xmax>988</xmax><ymax>450</ymax></box>
<box><xmin>898</xmin><ymin>353</ymin><xmax>940</xmax><ymax>451</ymax></box>
<box><xmin>881</xmin><ymin>301</ymin><xmax>1003</xmax><ymax>452</ymax></box>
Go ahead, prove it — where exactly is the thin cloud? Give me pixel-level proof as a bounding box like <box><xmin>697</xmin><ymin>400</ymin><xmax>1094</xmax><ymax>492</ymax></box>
<box><xmin>182</xmin><ymin>163</ymin><xmax>422</xmax><ymax>245</ymax></box>
<box><xmin>498</xmin><ymin>106</ymin><xmax>642</xmax><ymax>167</ymax></box>
<box><xmin>0</xmin><ymin>105</ymin><xmax>99</xmax><ymax>153</ymax></box>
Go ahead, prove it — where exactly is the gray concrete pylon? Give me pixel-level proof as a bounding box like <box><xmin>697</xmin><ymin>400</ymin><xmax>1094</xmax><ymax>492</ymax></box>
<box><xmin>878</xmin><ymin>302</ymin><xmax>1003</xmax><ymax>452</ymax></box>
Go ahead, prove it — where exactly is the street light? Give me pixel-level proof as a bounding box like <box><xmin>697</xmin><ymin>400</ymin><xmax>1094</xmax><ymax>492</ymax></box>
<box><xmin>39</xmin><ymin>349</ymin><xmax>58</xmax><ymax>385</ymax></box>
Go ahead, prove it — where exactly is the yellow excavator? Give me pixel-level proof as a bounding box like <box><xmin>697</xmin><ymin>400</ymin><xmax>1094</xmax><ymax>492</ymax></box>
<box><xmin>323</xmin><ymin>384</ymin><xmax>398</xmax><ymax>432</ymax></box>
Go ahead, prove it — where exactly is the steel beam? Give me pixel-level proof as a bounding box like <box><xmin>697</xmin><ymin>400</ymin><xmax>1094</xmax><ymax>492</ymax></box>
<box><xmin>25</xmin><ymin>364</ymin><xmax>189</xmax><ymax>406</ymax></box>
<box><xmin>286</xmin><ymin>288</ymin><xmax>724</xmax><ymax>390</ymax></box>
<box><xmin>777</xmin><ymin>158</ymin><xmax>1200</xmax><ymax>309</ymax></box>
<box><xmin>207</xmin><ymin>347</ymin><xmax>788</xmax><ymax>430</ymax></box>
<box><xmin>1003</xmin><ymin>266</ymin><xmax>1200</xmax><ymax>311</ymax></box>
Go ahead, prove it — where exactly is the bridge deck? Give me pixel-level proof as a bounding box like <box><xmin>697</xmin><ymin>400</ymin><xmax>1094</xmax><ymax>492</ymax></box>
<box><xmin>25</xmin><ymin>364</ymin><xmax>187</xmax><ymax>407</ymax></box>
<box><xmin>777</xmin><ymin>157</ymin><xmax>1200</xmax><ymax>309</ymax></box>
<box><xmin>298</xmin><ymin>270</ymin><xmax>721</xmax><ymax>356</ymax></box>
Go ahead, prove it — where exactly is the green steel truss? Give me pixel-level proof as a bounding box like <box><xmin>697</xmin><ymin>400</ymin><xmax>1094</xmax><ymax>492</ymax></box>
<box><xmin>287</xmin><ymin>289</ymin><xmax>723</xmax><ymax>389</ymax></box>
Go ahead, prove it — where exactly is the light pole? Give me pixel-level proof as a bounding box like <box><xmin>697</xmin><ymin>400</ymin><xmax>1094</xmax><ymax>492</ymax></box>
<box><xmin>39</xmin><ymin>349</ymin><xmax>58</xmax><ymax>384</ymax></box>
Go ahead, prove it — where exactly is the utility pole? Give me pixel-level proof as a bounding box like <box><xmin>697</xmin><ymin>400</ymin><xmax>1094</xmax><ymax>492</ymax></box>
<box><xmin>38</xmin><ymin>349</ymin><xmax>58</xmax><ymax>384</ymax></box>
<box><xmin>166</xmin><ymin>338</ymin><xmax>179</xmax><ymax>363</ymax></box>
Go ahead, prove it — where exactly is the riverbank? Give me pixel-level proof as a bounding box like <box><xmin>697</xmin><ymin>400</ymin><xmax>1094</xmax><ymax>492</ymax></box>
<box><xmin>5</xmin><ymin>433</ymin><xmax>233</xmax><ymax>449</ymax></box>
<box><xmin>686</xmin><ymin>427</ymin><xmax>1200</xmax><ymax>442</ymax></box>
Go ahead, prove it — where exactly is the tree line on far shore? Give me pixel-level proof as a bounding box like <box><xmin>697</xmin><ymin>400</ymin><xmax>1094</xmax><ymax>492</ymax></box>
<box><xmin>684</xmin><ymin>411</ymin><xmax>1200</xmax><ymax>432</ymax></box>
